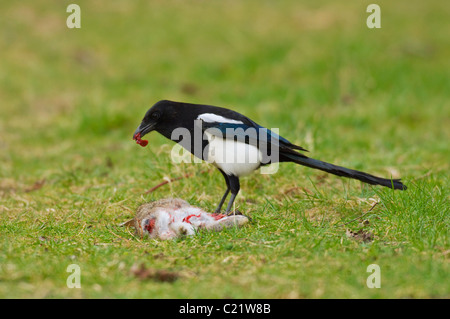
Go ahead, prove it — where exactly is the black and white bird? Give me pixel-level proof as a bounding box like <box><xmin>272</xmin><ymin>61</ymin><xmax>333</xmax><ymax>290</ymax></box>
<box><xmin>133</xmin><ymin>100</ymin><xmax>406</xmax><ymax>214</ymax></box>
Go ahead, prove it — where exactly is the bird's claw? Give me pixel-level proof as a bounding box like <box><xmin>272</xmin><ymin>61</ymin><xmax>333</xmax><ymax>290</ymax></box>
<box><xmin>226</xmin><ymin>209</ymin><xmax>242</xmax><ymax>216</ymax></box>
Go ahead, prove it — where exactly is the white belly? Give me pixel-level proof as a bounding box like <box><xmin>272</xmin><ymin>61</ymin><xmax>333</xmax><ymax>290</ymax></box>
<box><xmin>204</xmin><ymin>132</ymin><xmax>262</xmax><ymax>177</ymax></box>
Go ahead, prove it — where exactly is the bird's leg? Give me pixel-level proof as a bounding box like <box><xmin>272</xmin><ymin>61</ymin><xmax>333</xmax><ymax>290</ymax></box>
<box><xmin>214</xmin><ymin>188</ymin><xmax>230</xmax><ymax>214</ymax></box>
<box><xmin>225</xmin><ymin>175</ymin><xmax>240</xmax><ymax>215</ymax></box>
<box><xmin>225</xmin><ymin>193</ymin><xmax>237</xmax><ymax>215</ymax></box>
<box><xmin>214</xmin><ymin>169</ymin><xmax>231</xmax><ymax>214</ymax></box>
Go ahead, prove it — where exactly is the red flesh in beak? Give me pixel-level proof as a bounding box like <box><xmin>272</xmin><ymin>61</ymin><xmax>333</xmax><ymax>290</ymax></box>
<box><xmin>133</xmin><ymin>132</ymin><xmax>148</xmax><ymax>147</ymax></box>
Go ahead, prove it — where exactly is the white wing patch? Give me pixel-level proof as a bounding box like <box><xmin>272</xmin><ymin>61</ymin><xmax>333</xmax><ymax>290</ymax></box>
<box><xmin>197</xmin><ymin>113</ymin><xmax>244</xmax><ymax>124</ymax></box>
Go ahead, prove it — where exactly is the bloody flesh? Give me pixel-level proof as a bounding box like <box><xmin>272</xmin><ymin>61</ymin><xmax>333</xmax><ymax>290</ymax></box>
<box><xmin>144</xmin><ymin>219</ymin><xmax>156</xmax><ymax>233</ymax></box>
<box><xmin>182</xmin><ymin>214</ymin><xmax>202</xmax><ymax>224</ymax></box>
<box><xmin>211</xmin><ymin>213</ymin><xmax>227</xmax><ymax>220</ymax></box>
<box><xmin>133</xmin><ymin>132</ymin><xmax>148</xmax><ymax>147</ymax></box>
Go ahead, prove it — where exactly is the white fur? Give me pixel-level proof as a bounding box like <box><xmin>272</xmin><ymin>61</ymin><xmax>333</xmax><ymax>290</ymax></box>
<box><xmin>140</xmin><ymin>205</ymin><xmax>249</xmax><ymax>240</ymax></box>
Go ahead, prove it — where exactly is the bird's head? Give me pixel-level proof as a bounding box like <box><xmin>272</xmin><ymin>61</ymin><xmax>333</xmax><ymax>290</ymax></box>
<box><xmin>133</xmin><ymin>100</ymin><xmax>201</xmax><ymax>147</ymax></box>
<box><xmin>133</xmin><ymin>100</ymin><xmax>172</xmax><ymax>147</ymax></box>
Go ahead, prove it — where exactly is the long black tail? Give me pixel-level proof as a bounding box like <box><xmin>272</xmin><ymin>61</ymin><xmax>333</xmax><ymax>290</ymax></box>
<box><xmin>283</xmin><ymin>153</ymin><xmax>406</xmax><ymax>190</ymax></box>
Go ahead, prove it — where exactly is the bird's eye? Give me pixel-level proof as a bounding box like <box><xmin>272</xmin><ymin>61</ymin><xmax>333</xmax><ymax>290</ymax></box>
<box><xmin>151</xmin><ymin>112</ymin><xmax>160</xmax><ymax>120</ymax></box>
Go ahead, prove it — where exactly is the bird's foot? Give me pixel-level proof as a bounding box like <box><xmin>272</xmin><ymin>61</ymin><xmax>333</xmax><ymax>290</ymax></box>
<box><xmin>225</xmin><ymin>209</ymin><xmax>252</xmax><ymax>222</ymax></box>
<box><xmin>226</xmin><ymin>209</ymin><xmax>242</xmax><ymax>216</ymax></box>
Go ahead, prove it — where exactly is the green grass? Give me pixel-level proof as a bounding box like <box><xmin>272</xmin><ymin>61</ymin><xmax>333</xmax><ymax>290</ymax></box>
<box><xmin>0</xmin><ymin>0</ymin><xmax>448</xmax><ymax>298</ymax></box>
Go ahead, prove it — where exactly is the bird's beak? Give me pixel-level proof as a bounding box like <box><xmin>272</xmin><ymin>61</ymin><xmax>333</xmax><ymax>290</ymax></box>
<box><xmin>133</xmin><ymin>122</ymin><xmax>156</xmax><ymax>140</ymax></box>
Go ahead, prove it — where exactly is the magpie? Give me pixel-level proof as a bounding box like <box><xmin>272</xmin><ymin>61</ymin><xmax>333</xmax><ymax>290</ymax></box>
<box><xmin>133</xmin><ymin>100</ymin><xmax>406</xmax><ymax>214</ymax></box>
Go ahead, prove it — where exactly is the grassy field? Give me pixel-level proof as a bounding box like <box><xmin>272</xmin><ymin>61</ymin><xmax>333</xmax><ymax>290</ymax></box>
<box><xmin>0</xmin><ymin>0</ymin><xmax>448</xmax><ymax>298</ymax></box>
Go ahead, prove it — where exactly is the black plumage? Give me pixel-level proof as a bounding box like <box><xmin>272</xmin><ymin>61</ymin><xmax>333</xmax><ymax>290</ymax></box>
<box><xmin>133</xmin><ymin>100</ymin><xmax>406</xmax><ymax>213</ymax></box>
